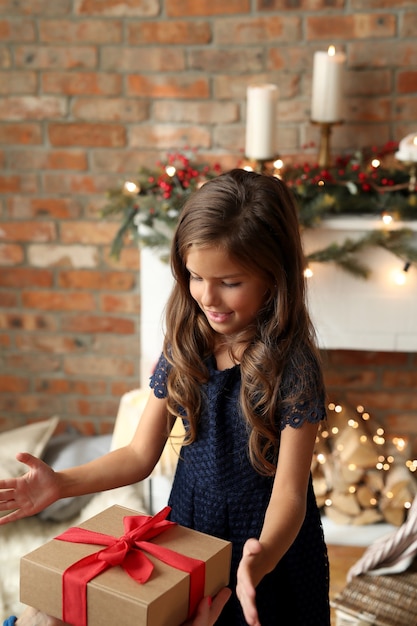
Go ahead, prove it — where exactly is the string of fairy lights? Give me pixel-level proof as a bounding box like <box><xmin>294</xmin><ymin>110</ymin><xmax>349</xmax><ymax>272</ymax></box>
<box><xmin>313</xmin><ymin>401</ymin><xmax>417</xmax><ymax>519</ymax></box>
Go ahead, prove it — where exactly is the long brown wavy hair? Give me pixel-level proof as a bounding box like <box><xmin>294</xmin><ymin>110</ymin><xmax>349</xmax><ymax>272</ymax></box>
<box><xmin>163</xmin><ymin>168</ymin><xmax>324</xmax><ymax>476</ymax></box>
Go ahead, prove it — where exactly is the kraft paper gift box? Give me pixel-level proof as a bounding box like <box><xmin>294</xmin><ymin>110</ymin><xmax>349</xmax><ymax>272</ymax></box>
<box><xmin>20</xmin><ymin>504</ymin><xmax>232</xmax><ymax>626</ymax></box>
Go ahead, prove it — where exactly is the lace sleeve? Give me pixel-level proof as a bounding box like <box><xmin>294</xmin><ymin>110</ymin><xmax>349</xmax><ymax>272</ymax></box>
<box><xmin>279</xmin><ymin>361</ymin><xmax>327</xmax><ymax>430</ymax></box>
<box><xmin>280</xmin><ymin>396</ymin><xmax>326</xmax><ymax>430</ymax></box>
<box><xmin>149</xmin><ymin>352</ymin><xmax>171</xmax><ymax>399</ymax></box>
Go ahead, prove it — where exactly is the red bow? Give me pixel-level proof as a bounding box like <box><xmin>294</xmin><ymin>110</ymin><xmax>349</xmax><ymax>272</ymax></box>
<box><xmin>55</xmin><ymin>506</ymin><xmax>205</xmax><ymax>626</ymax></box>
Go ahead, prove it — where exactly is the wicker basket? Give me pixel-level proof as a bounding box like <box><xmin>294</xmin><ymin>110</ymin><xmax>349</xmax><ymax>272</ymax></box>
<box><xmin>332</xmin><ymin>558</ymin><xmax>417</xmax><ymax>626</ymax></box>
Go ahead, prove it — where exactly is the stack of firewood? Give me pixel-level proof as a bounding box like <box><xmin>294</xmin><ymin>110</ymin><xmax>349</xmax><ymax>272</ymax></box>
<box><xmin>312</xmin><ymin>402</ymin><xmax>417</xmax><ymax>526</ymax></box>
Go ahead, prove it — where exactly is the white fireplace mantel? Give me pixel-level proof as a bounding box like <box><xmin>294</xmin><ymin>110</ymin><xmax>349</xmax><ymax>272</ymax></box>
<box><xmin>140</xmin><ymin>218</ymin><xmax>417</xmax><ymax>385</ymax></box>
<box><xmin>303</xmin><ymin>217</ymin><xmax>417</xmax><ymax>354</ymax></box>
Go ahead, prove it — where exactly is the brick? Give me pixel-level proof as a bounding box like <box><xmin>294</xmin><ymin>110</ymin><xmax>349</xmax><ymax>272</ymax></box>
<box><xmin>400</xmin><ymin>11</ymin><xmax>417</xmax><ymax>37</ymax></box>
<box><xmin>0</xmin><ymin>71</ymin><xmax>37</xmax><ymax>94</ymax></box>
<box><xmin>345</xmin><ymin>97</ymin><xmax>392</xmax><ymax>122</ymax></box>
<box><xmin>323</xmin><ymin>368</ymin><xmax>377</xmax><ymax>388</ymax></box>
<box><xmin>0</xmin><ymin>1</ymin><xmax>72</xmax><ymax>15</ymax></box>
<box><xmin>39</xmin><ymin>19</ymin><xmax>122</xmax><ymax>43</ymax></box>
<box><xmin>91</xmin><ymin>334</ymin><xmax>140</xmax><ymax>355</ymax></box>
<box><xmin>394</xmin><ymin>97</ymin><xmax>417</xmax><ymax>120</ymax></box>
<box><xmin>306</xmin><ymin>14</ymin><xmax>396</xmax><ymax>40</ymax></box>
<box><xmin>4</xmin><ymin>354</ymin><xmax>61</xmax><ymax>374</ymax></box>
<box><xmin>61</xmin><ymin>314</ymin><xmax>136</xmax><ymax>334</ymax></box>
<box><xmin>258</xmin><ymin>0</ymin><xmax>344</xmax><ymax>9</ymax></box>
<box><xmin>99</xmin><ymin>293</ymin><xmax>140</xmax><ymax>313</ymax></box>
<box><xmin>214</xmin><ymin>16</ymin><xmax>300</xmax><ymax>44</ymax></box>
<box><xmin>8</xmin><ymin>149</ymin><xmax>88</xmax><ymax>171</ymax></box>
<box><xmin>345</xmin><ymin>391</ymin><xmax>417</xmax><ymax>412</ymax></box>
<box><xmin>130</xmin><ymin>124</ymin><xmax>211</xmax><ymax>150</ymax></box>
<box><xmin>0</xmin><ymin>268</ymin><xmax>52</xmax><ymax>288</ymax></box>
<box><xmin>351</xmin><ymin>0</ymin><xmax>414</xmax><ymax>9</ymax></box>
<box><xmin>57</xmin><ymin>269</ymin><xmax>136</xmax><ymax>291</ymax></box>
<box><xmin>0</xmin><ymin>122</ymin><xmax>42</xmax><ymax>145</ymax></box>
<box><xmin>0</xmin><ymin>393</ymin><xmax>62</xmax><ymax>414</ymax></box>
<box><xmin>90</xmin><ymin>148</ymin><xmax>158</xmax><ymax>172</ymax></box>
<box><xmin>111</xmin><ymin>381</ymin><xmax>140</xmax><ymax>397</ymax></box>
<box><xmin>42</xmin><ymin>172</ymin><xmax>122</xmax><ymax>194</ymax></box>
<box><xmin>267</xmin><ymin>46</ymin><xmax>316</xmax><ymax>73</ymax></box>
<box><xmin>127</xmin><ymin>20</ymin><xmax>211</xmax><ymax>45</ymax></box>
<box><xmin>28</xmin><ymin>244</ymin><xmax>98</xmax><ymax>268</ymax></box>
<box><xmin>0</xmin><ymin>173</ymin><xmax>38</xmax><ymax>194</ymax></box>
<box><xmin>103</xmin><ymin>246</ymin><xmax>140</xmax><ymax>271</ymax></box>
<box><xmin>345</xmin><ymin>69</ymin><xmax>391</xmax><ymax>96</ymax></box>
<box><xmin>101</xmin><ymin>46</ymin><xmax>185</xmax><ymax>72</ymax></box>
<box><xmin>34</xmin><ymin>378</ymin><xmax>108</xmax><ymax>395</ymax></box>
<box><xmin>21</xmin><ymin>290</ymin><xmax>96</xmax><ymax>311</ymax></box>
<box><xmin>0</xmin><ymin>243</ymin><xmax>24</xmax><ymax>266</ymax></box>
<box><xmin>321</xmin><ymin>349</ymin><xmax>410</xmax><ymax>367</ymax></box>
<box><xmin>0</xmin><ymin>222</ymin><xmax>56</xmax><ymax>243</ymax></box>
<box><xmin>127</xmin><ymin>75</ymin><xmax>210</xmax><ymax>99</ymax></box>
<box><xmin>212</xmin><ymin>124</ymin><xmax>247</xmax><ymax>153</ymax></box>
<box><xmin>0</xmin><ymin>18</ymin><xmax>35</xmax><ymax>41</ymax></box>
<box><xmin>0</xmin><ymin>293</ymin><xmax>18</xmax><ymax>307</ymax></box>
<box><xmin>154</xmin><ymin>100</ymin><xmax>239</xmax><ymax>124</ymax></box>
<box><xmin>48</xmin><ymin>122</ymin><xmax>126</xmax><ymax>147</ymax></box>
<box><xmin>65</xmin><ymin>396</ymin><xmax>122</xmax><ymax>418</ymax></box>
<box><xmin>382</xmin><ymin>371</ymin><xmax>417</xmax><ymax>388</ymax></box>
<box><xmin>14</xmin><ymin>45</ymin><xmax>97</xmax><ymax>70</ymax></box>
<box><xmin>64</xmin><ymin>354</ymin><xmax>135</xmax><ymax>377</ymax></box>
<box><xmin>0</xmin><ymin>313</ymin><xmax>57</xmax><ymax>331</ymax></box>
<box><xmin>42</xmin><ymin>71</ymin><xmax>122</xmax><ymax>96</ymax></box>
<box><xmin>8</xmin><ymin>197</ymin><xmax>82</xmax><ymax>219</ymax></box>
<box><xmin>75</xmin><ymin>0</ymin><xmax>159</xmax><ymax>17</ymax></box>
<box><xmin>15</xmin><ymin>333</ymin><xmax>90</xmax><ymax>353</ymax></box>
<box><xmin>349</xmin><ymin>41</ymin><xmax>417</xmax><ymax>68</ymax></box>
<box><xmin>188</xmin><ymin>48</ymin><xmax>264</xmax><ymax>73</ymax></box>
<box><xmin>59</xmin><ymin>220</ymin><xmax>118</xmax><ymax>245</ymax></box>
<box><xmin>0</xmin><ymin>375</ymin><xmax>30</xmax><ymax>393</ymax></box>
<box><xmin>0</xmin><ymin>331</ymin><xmax>11</xmax><ymax>345</ymax></box>
<box><xmin>71</xmin><ymin>97</ymin><xmax>149</xmax><ymax>122</ymax></box>
<box><xmin>0</xmin><ymin>96</ymin><xmax>66</xmax><ymax>120</ymax></box>
<box><xmin>166</xmin><ymin>0</ymin><xmax>250</xmax><ymax>16</ymax></box>
<box><xmin>397</xmin><ymin>71</ymin><xmax>417</xmax><ymax>94</ymax></box>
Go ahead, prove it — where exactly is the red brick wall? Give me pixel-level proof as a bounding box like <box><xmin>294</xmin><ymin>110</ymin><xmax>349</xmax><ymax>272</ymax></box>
<box><xmin>1</xmin><ymin>1</ymin><xmax>416</xmax><ymax>436</ymax></box>
<box><xmin>322</xmin><ymin>350</ymin><xmax>417</xmax><ymax>457</ymax></box>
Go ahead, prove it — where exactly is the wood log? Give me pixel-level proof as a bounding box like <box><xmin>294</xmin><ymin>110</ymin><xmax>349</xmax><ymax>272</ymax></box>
<box><xmin>330</xmin><ymin>492</ymin><xmax>362</xmax><ymax>517</ymax></box>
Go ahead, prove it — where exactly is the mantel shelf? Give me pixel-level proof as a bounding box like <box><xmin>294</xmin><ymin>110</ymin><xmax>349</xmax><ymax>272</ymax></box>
<box><xmin>318</xmin><ymin>216</ymin><xmax>417</xmax><ymax>232</ymax></box>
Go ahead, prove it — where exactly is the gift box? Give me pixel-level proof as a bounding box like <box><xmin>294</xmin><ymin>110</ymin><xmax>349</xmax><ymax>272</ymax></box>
<box><xmin>20</xmin><ymin>504</ymin><xmax>232</xmax><ymax>626</ymax></box>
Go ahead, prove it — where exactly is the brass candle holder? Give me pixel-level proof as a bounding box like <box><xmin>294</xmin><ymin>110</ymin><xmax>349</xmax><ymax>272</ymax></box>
<box><xmin>244</xmin><ymin>156</ymin><xmax>280</xmax><ymax>176</ymax></box>
<box><xmin>311</xmin><ymin>120</ymin><xmax>343</xmax><ymax>168</ymax></box>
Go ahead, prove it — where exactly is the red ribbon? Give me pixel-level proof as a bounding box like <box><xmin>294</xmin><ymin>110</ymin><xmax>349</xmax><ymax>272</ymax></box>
<box><xmin>55</xmin><ymin>506</ymin><xmax>205</xmax><ymax>626</ymax></box>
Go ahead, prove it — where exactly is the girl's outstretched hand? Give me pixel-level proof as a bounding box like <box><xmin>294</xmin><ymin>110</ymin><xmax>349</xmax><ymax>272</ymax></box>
<box><xmin>0</xmin><ymin>452</ymin><xmax>60</xmax><ymax>524</ymax></box>
<box><xmin>236</xmin><ymin>538</ymin><xmax>263</xmax><ymax>626</ymax></box>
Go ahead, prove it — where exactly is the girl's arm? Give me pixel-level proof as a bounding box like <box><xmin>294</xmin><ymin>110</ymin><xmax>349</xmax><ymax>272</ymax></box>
<box><xmin>236</xmin><ymin>420</ymin><xmax>320</xmax><ymax>626</ymax></box>
<box><xmin>0</xmin><ymin>392</ymin><xmax>171</xmax><ymax>525</ymax></box>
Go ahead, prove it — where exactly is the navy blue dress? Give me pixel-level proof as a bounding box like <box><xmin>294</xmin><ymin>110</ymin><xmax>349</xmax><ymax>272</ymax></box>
<box><xmin>150</xmin><ymin>353</ymin><xmax>330</xmax><ymax>625</ymax></box>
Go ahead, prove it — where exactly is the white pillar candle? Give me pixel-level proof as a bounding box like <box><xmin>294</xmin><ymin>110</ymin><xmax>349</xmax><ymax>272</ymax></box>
<box><xmin>311</xmin><ymin>46</ymin><xmax>346</xmax><ymax>123</ymax></box>
<box><xmin>245</xmin><ymin>83</ymin><xmax>278</xmax><ymax>160</ymax></box>
<box><xmin>395</xmin><ymin>133</ymin><xmax>417</xmax><ymax>162</ymax></box>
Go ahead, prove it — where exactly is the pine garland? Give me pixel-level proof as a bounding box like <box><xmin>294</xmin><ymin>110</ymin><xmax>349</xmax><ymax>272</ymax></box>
<box><xmin>102</xmin><ymin>144</ymin><xmax>417</xmax><ymax>279</ymax></box>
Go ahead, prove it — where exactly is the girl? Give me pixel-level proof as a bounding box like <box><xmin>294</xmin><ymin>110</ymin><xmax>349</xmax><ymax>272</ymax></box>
<box><xmin>0</xmin><ymin>169</ymin><xmax>330</xmax><ymax>625</ymax></box>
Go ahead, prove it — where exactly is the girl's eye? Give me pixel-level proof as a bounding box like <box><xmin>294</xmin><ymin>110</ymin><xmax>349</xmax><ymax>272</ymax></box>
<box><xmin>223</xmin><ymin>282</ymin><xmax>241</xmax><ymax>288</ymax></box>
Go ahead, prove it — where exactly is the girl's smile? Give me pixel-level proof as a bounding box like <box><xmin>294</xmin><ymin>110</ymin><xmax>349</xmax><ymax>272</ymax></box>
<box><xmin>185</xmin><ymin>245</ymin><xmax>269</xmax><ymax>337</ymax></box>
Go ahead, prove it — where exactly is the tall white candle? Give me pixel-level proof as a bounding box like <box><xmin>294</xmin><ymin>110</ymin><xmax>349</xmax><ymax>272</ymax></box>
<box><xmin>245</xmin><ymin>84</ymin><xmax>278</xmax><ymax>160</ymax></box>
<box><xmin>311</xmin><ymin>46</ymin><xmax>346</xmax><ymax>123</ymax></box>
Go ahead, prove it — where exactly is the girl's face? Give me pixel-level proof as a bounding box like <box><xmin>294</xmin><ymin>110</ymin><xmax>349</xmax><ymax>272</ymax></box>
<box><xmin>185</xmin><ymin>245</ymin><xmax>270</xmax><ymax>337</ymax></box>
